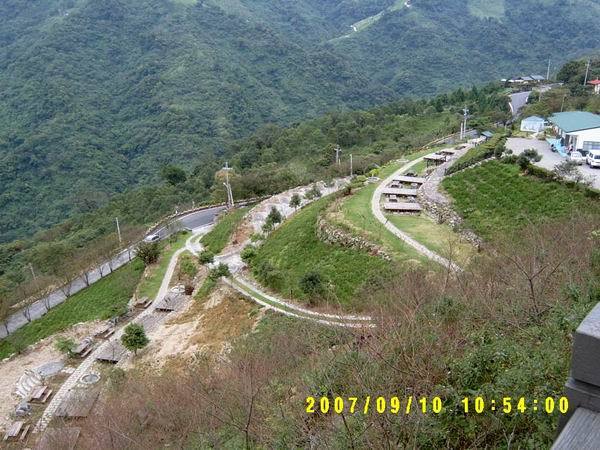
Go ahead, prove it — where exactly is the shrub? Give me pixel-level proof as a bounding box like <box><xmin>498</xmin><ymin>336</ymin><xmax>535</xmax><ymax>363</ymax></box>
<box><xmin>266</xmin><ymin>206</ymin><xmax>283</xmax><ymax>225</ymax></box>
<box><xmin>55</xmin><ymin>337</ymin><xmax>76</xmax><ymax>357</ymax></box>
<box><xmin>136</xmin><ymin>241</ymin><xmax>160</xmax><ymax>266</ymax></box>
<box><xmin>240</xmin><ymin>245</ymin><xmax>257</xmax><ymax>263</ymax></box>
<box><xmin>209</xmin><ymin>263</ymin><xmax>230</xmax><ymax>280</ymax></box>
<box><xmin>198</xmin><ymin>250</ymin><xmax>214</xmax><ymax>265</ymax></box>
<box><xmin>289</xmin><ymin>194</ymin><xmax>302</xmax><ymax>209</ymax></box>
<box><xmin>299</xmin><ymin>271</ymin><xmax>324</xmax><ymax>299</ymax></box>
<box><xmin>305</xmin><ymin>184</ymin><xmax>322</xmax><ymax>200</ymax></box>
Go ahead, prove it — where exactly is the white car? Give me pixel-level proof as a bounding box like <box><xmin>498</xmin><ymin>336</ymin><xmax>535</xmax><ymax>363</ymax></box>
<box><xmin>587</xmin><ymin>150</ymin><xmax>600</xmax><ymax>168</ymax></box>
<box><xmin>568</xmin><ymin>151</ymin><xmax>585</xmax><ymax>165</ymax></box>
<box><xmin>144</xmin><ymin>233</ymin><xmax>160</xmax><ymax>243</ymax></box>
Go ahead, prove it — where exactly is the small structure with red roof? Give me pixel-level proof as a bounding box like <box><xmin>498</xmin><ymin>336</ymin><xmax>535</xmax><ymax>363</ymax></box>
<box><xmin>589</xmin><ymin>78</ymin><xmax>600</xmax><ymax>95</ymax></box>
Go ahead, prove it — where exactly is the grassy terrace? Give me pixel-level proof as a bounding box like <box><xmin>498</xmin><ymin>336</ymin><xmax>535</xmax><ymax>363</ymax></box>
<box><xmin>442</xmin><ymin>160</ymin><xmax>600</xmax><ymax>238</ymax></box>
<box><xmin>386</xmin><ymin>214</ymin><xmax>474</xmax><ymax>265</ymax></box>
<box><xmin>250</xmin><ymin>196</ymin><xmax>390</xmax><ymax>308</ymax></box>
<box><xmin>136</xmin><ymin>232</ymin><xmax>190</xmax><ymax>300</ymax></box>
<box><xmin>200</xmin><ymin>206</ymin><xmax>249</xmax><ymax>254</ymax></box>
<box><xmin>0</xmin><ymin>260</ymin><xmax>144</xmax><ymax>359</ymax></box>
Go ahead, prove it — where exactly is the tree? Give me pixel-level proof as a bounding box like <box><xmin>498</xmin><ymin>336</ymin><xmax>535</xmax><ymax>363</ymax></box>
<box><xmin>299</xmin><ymin>271</ymin><xmax>324</xmax><ymax>300</ymax></box>
<box><xmin>266</xmin><ymin>206</ymin><xmax>282</xmax><ymax>225</ymax></box>
<box><xmin>198</xmin><ymin>250</ymin><xmax>214</xmax><ymax>265</ymax></box>
<box><xmin>0</xmin><ymin>297</ymin><xmax>11</xmax><ymax>335</ymax></box>
<box><xmin>304</xmin><ymin>185</ymin><xmax>322</xmax><ymax>200</ymax></box>
<box><xmin>553</xmin><ymin>160</ymin><xmax>590</xmax><ymax>185</ymax></box>
<box><xmin>161</xmin><ymin>165</ymin><xmax>187</xmax><ymax>186</ymax></box>
<box><xmin>121</xmin><ymin>324</ymin><xmax>149</xmax><ymax>355</ymax></box>
<box><xmin>289</xmin><ymin>193</ymin><xmax>301</xmax><ymax>210</ymax></box>
<box><xmin>136</xmin><ymin>241</ymin><xmax>160</xmax><ymax>266</ymax></box>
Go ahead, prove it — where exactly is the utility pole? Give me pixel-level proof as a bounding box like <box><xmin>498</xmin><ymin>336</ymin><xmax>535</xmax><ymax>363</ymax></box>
<box><xmin>115</xmin><ymin>217</ymin><xmax>122</xmax><ymax>245</ymax></box>
<box><xmin>29</xmin><ymin>263</ymin><xmax>37</xmax><ymax>284</ymax></box>
<box><xmin>350</xmin><ymin>154</ymin><xmax>353</xmax><ymax>177</ymax></box>
<box><xmin>334</xmin><ymin>145</ymin><xmax>342</xmax><ymax>166</ymax></box>
<box><xmin>584</xmin><ymin>59</ymin><xmax>591</xmax><ymax>86</ymax></box>
<box><xmin>546</xmin><ymin>58</ymin><xmax>551</xmax><ymax>81</ymax></box>
<box><xmin>561</xmin><ymin>94</ymin><xmax>567</xmax><ymax>112</ymax></box>
<box><xmin>460</xmin><ymin>107</ymin><xmax>469</xmax><ymax>140</ymax></box>
<box><xmin>222</xmin><ymin>162</ymin><xmax>234</xmax><ymax>208</ymax></box>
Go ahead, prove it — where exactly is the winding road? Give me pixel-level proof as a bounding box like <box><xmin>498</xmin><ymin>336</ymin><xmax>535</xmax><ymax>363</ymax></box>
<box><xmin>1</xmin><ymin>206</ymin><xmax>225</xmax><ymax>339</ymax></box>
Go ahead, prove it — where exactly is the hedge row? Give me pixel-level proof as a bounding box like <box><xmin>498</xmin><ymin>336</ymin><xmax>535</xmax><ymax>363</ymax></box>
<box><xmin>446</xmin><ymin>134</ymin><xmax>507</xmax><ymax>175</ymax></box>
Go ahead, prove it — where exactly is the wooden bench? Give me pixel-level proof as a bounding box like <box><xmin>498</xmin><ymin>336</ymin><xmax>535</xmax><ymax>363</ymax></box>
<box><xmin>3</xmin><ymin>421</ymin><xmax>29</xmax><ymax>442</ymax></box>
<box><xmin>134</xmin><ymin>296</ymin><xmax>152</xmax><ymax>309</ymax></box>
<box><xmin>72</xmin><ymin>340</ymin><xmax>92</xmax><ymax>358</ymax></box>
<box><xmin>30</xmin><ymin>385</ymin><xmax>53</xmax><ymax>403</ymax></box>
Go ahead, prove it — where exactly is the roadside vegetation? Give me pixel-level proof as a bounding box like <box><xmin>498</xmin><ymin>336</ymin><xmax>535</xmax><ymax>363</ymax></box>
<box><xmin>442</xmin><ymin>160</ymin><xmax>599</xmax><ymax>238</ymax></box>
<box><xmin>200</xmin><ymin>206</ymin><xmax>249</xmax><ymax>254</ymax></box>
<box><xmin>0</xmin><ymin>260</ymin><xmax>143</xmax><ymax>360</ymax></box>
<box><xmin>70</xmin><ymin>216</ymin><xmax>600</xmax><ymax>449</ymax></box>
<box><xmin>247</xmin><ymin>196</ymin><xmax>392</xmax><ymax>309</ymax></box>
<box><xmin>136</xmin><ymin>232</ymin><xmax>190</xmax><ymax>300</ymax></box>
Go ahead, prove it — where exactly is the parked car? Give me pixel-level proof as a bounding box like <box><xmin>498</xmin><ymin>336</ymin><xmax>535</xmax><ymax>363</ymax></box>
<box><xmin>586</xmin><ymin>150</ymin><xmax>600</xmax><ymax>168</ymax></box>
<box><xmin>568</xmin><ymin>151</ymin><xmax>585</xmax><ymax>165</ymax></box>
<box><xmin>144</xmin><ymin>233</ymin><xmax>160</xmax><ymax>243</ymax></box>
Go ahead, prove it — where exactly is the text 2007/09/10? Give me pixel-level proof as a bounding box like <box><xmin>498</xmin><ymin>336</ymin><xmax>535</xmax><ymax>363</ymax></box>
<box><xmin>305</xmin><ymin>396</ymin><xmax>569</xmax><ymax>415</ymax></box>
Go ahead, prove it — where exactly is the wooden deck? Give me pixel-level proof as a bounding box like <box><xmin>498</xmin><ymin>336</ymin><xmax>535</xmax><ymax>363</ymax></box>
<box><xmin>392</xmin><ymin>175</ymin><xmax>426</xmax><ymax>185</ymax></box>
<box><xmin>96</xmin><ymin>341</ymin><xmax>127</xmax><ymax>364</ymax></box>
<box><xmin>383</xmin><ymin>202</ymin><xmax>422</xmax><ymax>212</ymax></box>
<box><xmin>382</xmin><ymin>188</ymin><xmax>418</xmax><ymax>196</ymax></box>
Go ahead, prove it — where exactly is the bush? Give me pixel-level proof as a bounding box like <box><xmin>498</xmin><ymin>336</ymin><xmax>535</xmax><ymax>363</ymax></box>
<box><xmin>299</xmin><ymin>271</ymin><xmax>324</xmax><ymax>300</ymax></box>
<box><xmin>198</xmin><ymin>250</ymin><xmax>215</xmax><ymax>265</ymax></box>
<box><xmin>255</xmin><ymin>260</ymin><xmax>282</xmax><ymax>285</ymax></box>
<box><xmin>209</xmin><ymin>263</ymin><xmax>230</xmax><ymax>280</ymax></box>
<box><xmin>289</xmin><ymin>194</ymin><xmax>302</xmax><ymax>209</ymax></box>
<box><xmin>305</xmin><ymin>184</ymin><xmax>322</xmax><ymax>200</ymax></box>
<box><xmin>240</xmin><ymin>245</ymin><xmax>257</xmax><ymax>263</ymax></box>
<box><xmin>55</xmin><ymin>337</ymin><xmax>76</xmax><ymax>357</ymax></box>
<box><xmin>266</xmin><ymin>206</ymin><xmax>283</xmax><ymax>225</ymax></box>
<box><xmin>136</xmin><ymin>241</ymin><xmax>160</xmax><ymax>266</ymax></box>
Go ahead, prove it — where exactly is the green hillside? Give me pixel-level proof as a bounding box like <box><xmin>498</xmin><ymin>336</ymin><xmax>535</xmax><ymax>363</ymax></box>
<box><xmin>1</xmin><ymin>0</ymin><xmax>599</xmax><ymax>242</ymax></box>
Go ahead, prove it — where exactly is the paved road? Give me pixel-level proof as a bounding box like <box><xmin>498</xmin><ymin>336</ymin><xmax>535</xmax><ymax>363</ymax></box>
<box><xmin>506</xmin><ymin>138</ymin><xmax>600</xmax><ymax>189</ymax></box>
<box><xmin>0</xmin><ymin>206</ymin><xmax>225</xmax><ymax>339</ymax></box>
<box><xmin>509</xmin><ymin>91</ymin><xmax>531</xmax><ymax>117</ymax></box>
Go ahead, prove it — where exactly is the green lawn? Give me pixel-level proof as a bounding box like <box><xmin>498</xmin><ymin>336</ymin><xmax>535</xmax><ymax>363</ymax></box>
<box><xmin>386</xmin><ymin>214</ymin><xmax>474</xmax><ymax>265</ymax></box>
<box><xmin>200</xmin><ymin>207</ymin><xmax>249</xmax><ymax>254</ymax></box>
<box><xmin>338</xmin><ymin>150</ymin><xmax>432</xmax><ymax>263</ymax></box>
<box><xmin>0</xmin><ymin>260</ymin><xmax>144</xmax><ymax>359</ymax></box>
<box><xmin>137</xmin><ymin>232</ymin><xmax>190</xmax><ymax>300</ymax></box>
<box><xmin>442</xmin><ymin>161</ymin><xmax>599</xmax><ymax>238</ymax></box>
<box><xmin>250</xmin><ymin>196</ymin><xmax>391</xmax><ymax>308</ymax></box>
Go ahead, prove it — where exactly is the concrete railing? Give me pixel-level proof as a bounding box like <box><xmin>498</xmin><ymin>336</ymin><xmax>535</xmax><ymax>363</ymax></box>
<box><xmin>553</xmin><ymin>302</ymin><xmax>600</xmax><ymax>448</ymax></box>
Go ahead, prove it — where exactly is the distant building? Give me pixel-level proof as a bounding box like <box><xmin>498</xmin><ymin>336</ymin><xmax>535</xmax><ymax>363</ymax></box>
<box><xmin>481</xmin><ymin>131</ymin><xmax>494</xmax><ymax>140</ymax></box>
<box><xmin>589</xmin><ymin>79</ymin><xmax>600</xmax><ymax>95</ymax></box>
<box><xmin>507</xmin><ymin>75</ymin><xmax>546</xmax><ymax>84</ymax></box>
<box><xmin>548</xmin><ymin>111</ymin><xmax>600</xmax><ymax>153</ymax></box>
<box><xmin>520</xmin><ymin>116</ymin><xmax>546</xmax><ymax>133</ymax></box>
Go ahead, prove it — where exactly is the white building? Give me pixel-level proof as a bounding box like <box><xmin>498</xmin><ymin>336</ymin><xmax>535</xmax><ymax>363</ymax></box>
<box><xmin>520</xmin><ymin>115</ymin><xmax>546</xmax><ymax>133</ymax></box>
<box><xmin>548</xmin><ymin>111</ymin><xmax>600</xmax><ymax>153</ymax></box>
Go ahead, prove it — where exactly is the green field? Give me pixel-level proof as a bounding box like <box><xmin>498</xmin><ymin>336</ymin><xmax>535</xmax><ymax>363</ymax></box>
<box><xmin>386</xmin><ymin>214</ymin><xmax>474</xmax><ymax>265</ymax></box>
<box><xmin>250</xmin><ymin>197</ymin><xmax>390</xmax><ymax>308</ymax></box>
<box><xmin>0</xmin><ymin>260</ymin><xmax>144</xmax><ymax>359</ymax></box>
<box><xmin>442</xmin><ymin>161</ymin><xmax>599</xmax><ymax>238</ymax></box>
<box><xmin>200</xmin><ymin>207</ymin><xmax>249</xmax><ymax>254</ymax></box>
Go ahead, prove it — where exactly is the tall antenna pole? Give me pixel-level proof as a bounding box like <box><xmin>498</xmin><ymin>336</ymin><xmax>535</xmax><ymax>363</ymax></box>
<box><xmin>584</xmin><ymin>59</ymin><xmax>591</xmax><ymax>86</ymax></box>
<box><xmin>115</xmin><ymin>217</ymin><xmax>122</xmax><ymax>245</ymax></box>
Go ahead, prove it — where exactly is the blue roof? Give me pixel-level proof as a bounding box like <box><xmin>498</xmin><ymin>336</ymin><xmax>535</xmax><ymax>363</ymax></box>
<box><xmin>482</xmin><ymin>131</ymin><xmax>494</xmax><ymax>138</ymax></box>
<box><xmin>523</xmin><ymin>115</ymin><xmax>545</xmax><ymax>123</ymax></box>
<box><xmin>549</xmin><ymin>111</ymin><xmax>600</xmax><ymax>133</ymax></box>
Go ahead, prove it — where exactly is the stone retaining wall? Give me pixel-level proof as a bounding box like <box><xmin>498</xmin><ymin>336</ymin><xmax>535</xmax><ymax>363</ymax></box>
<box><xmin>316</xmin><ymin>215</ymin><xmax>392</xmax><ymax>261</ymax></box>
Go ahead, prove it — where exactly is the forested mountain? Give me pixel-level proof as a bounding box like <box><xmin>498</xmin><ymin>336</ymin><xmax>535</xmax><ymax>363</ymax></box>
<box><xmin>1</xmin><ymin>0</ymin><xmax>599</xmax><ymax>242</ymax></box>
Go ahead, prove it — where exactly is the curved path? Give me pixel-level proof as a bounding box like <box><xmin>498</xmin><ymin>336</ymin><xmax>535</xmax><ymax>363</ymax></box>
<box><xmin>34</xmin><ymin>228</ymin><xmax>211</xmax><ymax>433</ymax></box>
<box><xmin>371</xmin><ymin>156</ymin><xmax>463</xmax><ymax>273</ymax></box>
<box><xmin>1</xmin><ymin>206</ymin><xmax>224</xmax><ymax>338</ymax></box>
